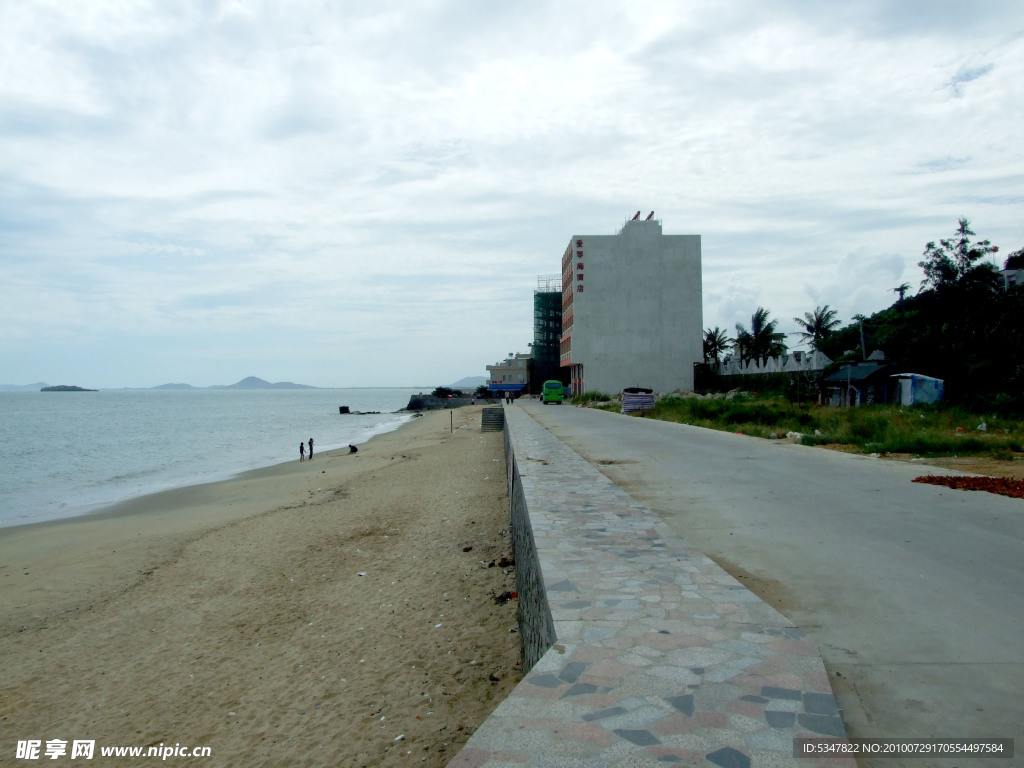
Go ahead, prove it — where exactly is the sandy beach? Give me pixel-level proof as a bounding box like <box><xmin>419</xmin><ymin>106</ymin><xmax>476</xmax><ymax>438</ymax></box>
<box><xmin>0</xmin><ymin>406</ymin><xmax>520</xmax><ymax>766</ymax></box>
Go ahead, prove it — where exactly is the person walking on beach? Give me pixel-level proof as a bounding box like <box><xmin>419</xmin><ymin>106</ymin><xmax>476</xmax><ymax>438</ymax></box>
<box><xmin>308</xmin><ymin>437</ymin><xmax>314</xmax><ymax>459</ymax></box>
<box><xmin>299</xmin><ymin>442</ymin><xmax>306</xmax><ymax>461</ymax></box>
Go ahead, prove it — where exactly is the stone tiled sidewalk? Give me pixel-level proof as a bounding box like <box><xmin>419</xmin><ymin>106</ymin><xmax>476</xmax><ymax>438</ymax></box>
<box><xmin>449</xmin><ymin>405</ymin><xmax>855</xmax><ymax>768</ymax></box>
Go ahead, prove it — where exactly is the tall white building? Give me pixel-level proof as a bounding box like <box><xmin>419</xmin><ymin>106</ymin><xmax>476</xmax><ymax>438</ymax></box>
<box><xmin>560</xmin><ymin>214</ymin><xmax>702</xmax><ymax>395</ymax></box>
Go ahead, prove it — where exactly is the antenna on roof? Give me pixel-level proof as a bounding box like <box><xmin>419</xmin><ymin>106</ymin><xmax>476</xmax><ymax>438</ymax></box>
<box><xmin>645</xmin><ymin>211</ymin><xmax>655</xmax><ymax>220</ymax></box>
<box><xmin>631</xmin><ymin>211</ymin><xmax>641</xmax><ymax>221</ymax></box>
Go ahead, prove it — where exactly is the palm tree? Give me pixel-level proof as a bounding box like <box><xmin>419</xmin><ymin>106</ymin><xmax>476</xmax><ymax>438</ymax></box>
<box><xmin>893</xmin><ymin>283</ymin><xmax>910</xmax><ymax>303</ymax></box>
<box><xmin>733</xmin><ymin>326</ymin><xmax>753</xmax><ymax>366</ymax></box>
<box><xmin>918</xmin><ymin>217</ymin><xmax>1000</xmax><ymax>292</ymax></box>
<box><xmin>735</xmin><ymin>307</ymin><xmax>786</xmax><ymax>365</ymax></box>
<box><xmin>792</xmin><ymin>305</ymin><xmax>841</xmax><ymax>351</ymax></box>
<box><xmin>703</xmin><ymin>327</ymin><xmax>732</xmax><ymax>368</ymax></box>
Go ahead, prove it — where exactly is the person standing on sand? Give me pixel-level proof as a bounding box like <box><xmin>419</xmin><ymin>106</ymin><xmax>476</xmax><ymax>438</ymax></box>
<box><xmin>300</xmin><ymin>442</ymin><xmax>305</xmax><ymax>461</ymax></box>
<box><xmin>308</xmin><ymin>437</ymin><xmax>314</xmax><ymax>459</ymax></box>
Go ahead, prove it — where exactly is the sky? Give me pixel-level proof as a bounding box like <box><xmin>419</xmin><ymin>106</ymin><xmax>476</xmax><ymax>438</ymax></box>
<box><xmin>1</xmin><ymin>1</ymin><xmax>1022</xmax><ymax>389</ymax></box>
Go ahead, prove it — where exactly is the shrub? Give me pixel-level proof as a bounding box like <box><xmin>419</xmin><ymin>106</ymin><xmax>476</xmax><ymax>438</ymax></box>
<box><xmin>431</xmin><ymin>386</ymin><xmax>463</xmax><ymax>398</ymax></box>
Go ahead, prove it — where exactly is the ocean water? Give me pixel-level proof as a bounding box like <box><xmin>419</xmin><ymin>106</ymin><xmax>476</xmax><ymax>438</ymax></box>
<box><xmin>0</xmin><ymin>388</ymin><xmax>424</xmax><ymax>529</ymax></box>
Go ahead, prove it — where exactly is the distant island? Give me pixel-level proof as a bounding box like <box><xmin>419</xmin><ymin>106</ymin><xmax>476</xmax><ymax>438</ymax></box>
<box><xmin>4</xmin><ymin>377</ymin><xmax>492</xmax><ymax>392</ymax></box>
<box><xmin>153</xmin><ymin>376</ymin><xmax>317</xmax><ymax>390</ymax></box>
<box><xmin>0</xmin><ymin>377</ymin><xmax>319</xmax><ymax>392</ymax></box>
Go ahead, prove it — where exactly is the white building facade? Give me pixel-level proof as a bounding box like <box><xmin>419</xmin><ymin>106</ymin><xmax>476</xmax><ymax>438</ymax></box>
<box><xmin>1002</xmin><ymin>267</ymin><xmax>1024</xmax><ymax>290</ymax></box>
<box><xmin>560</xmin><ymin>215</ymin><xmax>702</xmax><ymax>395</ymax></box>
<box><xmin>486</xmin><ymin>352</ymin><xmax>532</xmax><ymax>394</ymax></box>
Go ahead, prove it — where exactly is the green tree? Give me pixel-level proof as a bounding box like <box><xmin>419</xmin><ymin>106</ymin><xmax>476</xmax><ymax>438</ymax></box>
<box><xmin>735</xmin><ymin>307</ymin><xmax>787</xmax><ymax>365</ymax></box>
<box><xmin>703</xmin><ymin>327</ymin><xmax>732</xmax><ymax>367</ymax></box>
<box><xmin>1004</xmin><ymin>247</ymin><xmax>1024</xmax><ymax>270</ymax></box>
<box><xmin>918</xmin><ymin>217</ymin><xmax>1000</xmax><ymax>292</ymax></box>
<box><xmin>864</xmin><ymin>218</ymin><xmax>1023</xmax><ymax>408</ymax></box>
<box><xmin>792</xmin><ymin>305</ymin><xmax>841</xmax><ymax>351</ymax></box>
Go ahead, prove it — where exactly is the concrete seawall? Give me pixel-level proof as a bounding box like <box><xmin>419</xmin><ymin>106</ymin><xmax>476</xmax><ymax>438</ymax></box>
<box><xmin>449</xmin><ymin>404</ymin><xmax>855</xmax><ymax>767</ymax></box>
<box><xmin>405</xmin><ymin>395</ymin><xmax>478</xmax><ymax>410</ymax></box>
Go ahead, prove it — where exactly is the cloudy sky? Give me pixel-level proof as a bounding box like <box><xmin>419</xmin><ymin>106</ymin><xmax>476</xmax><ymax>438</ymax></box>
<box><xmin>2</xmin><ymin>1</ymin><xmax>1022</xmax><ymax>388</ymax></box>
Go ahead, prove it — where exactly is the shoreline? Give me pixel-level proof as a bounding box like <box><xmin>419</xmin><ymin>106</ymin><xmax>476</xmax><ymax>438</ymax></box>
<box><xmin>0</xmin><ymin>404</ymin><xmax>520</xmax><ymax>765</ymax></box>
<box><xmin>1</xmin><ymin>415</ymin><xmax>423</xmax><ymax>633</ymax></box>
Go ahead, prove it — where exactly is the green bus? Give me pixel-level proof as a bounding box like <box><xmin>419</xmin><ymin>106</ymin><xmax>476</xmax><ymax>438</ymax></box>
<box><xmin>541</xmin><ymin>380</ymin><xmax>565</xmax><ymax>404</ymax></box>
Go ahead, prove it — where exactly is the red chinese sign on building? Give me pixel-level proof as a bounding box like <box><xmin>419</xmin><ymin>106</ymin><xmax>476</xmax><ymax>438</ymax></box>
<box><xmin>575</xmin><ymin>239</ymin><xmax>583</xmax><ymax>292</ymax></box>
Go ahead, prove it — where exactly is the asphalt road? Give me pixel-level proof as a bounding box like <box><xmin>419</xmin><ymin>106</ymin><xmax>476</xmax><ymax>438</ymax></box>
<box><xmin>520</xmin><ymin>399</ymin><xmax>1024</xmax><ymax>765</ymax></box>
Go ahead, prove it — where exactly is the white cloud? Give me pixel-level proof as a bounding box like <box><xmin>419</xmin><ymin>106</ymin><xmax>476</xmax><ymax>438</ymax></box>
<box><xmin>1</xmin><ymin>0</ymin><xmax>1023</xmax><ymax>387</ymax></box>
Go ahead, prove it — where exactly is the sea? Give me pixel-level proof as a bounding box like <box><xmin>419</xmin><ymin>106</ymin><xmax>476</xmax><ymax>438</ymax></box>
<box><xmin>0</xmin><ymin>387</ymin><xmax>425</xmax><ymax>529</ymax></box>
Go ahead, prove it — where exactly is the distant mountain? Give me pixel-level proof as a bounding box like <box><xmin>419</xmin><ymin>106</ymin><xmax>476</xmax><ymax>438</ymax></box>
<box><xmin>212</xmin><ymin>376</ymin><xmax>317</xmax><ymax>390</ymax></box>
<box><xmin>450</xmin><ymin>376</ymin><xmax>488</xmax><ymax>389</ymax></box>
<box><xmin>3</xmin><ymin>378</ymin><xmax>319</xmax><ymax>391</ymax></box>
<box><xmin>145</xmin><ymin>377</ymin><xmax>316</xmax><ymax>390</ymax></box>
<box><xmin>0</xmin><ymin>382</ymin><xmax>50</xmax><ymax>392</ymax></box>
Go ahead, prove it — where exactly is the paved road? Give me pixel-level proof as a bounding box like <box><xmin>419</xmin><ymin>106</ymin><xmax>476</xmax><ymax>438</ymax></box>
<box><xmin>520</xmin><ymin>400</ymin><xmax>1024</xmax><ymax>764</ymax></box>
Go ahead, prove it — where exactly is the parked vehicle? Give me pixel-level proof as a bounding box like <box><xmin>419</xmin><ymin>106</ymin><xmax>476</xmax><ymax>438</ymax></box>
<box><xmin>542</xmin><ymin>380</ymin><xmax>564</xmax><ymax>404</ymax></box>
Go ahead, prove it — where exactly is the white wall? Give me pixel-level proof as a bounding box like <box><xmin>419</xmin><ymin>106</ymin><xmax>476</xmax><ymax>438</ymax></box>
<box><xmin>567</xmin><ymin>220</ymin><xmax>702</xmax><ymax>393</ymax></box>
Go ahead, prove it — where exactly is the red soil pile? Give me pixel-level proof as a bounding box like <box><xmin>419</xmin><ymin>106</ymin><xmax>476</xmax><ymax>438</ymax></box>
<box><xmin>912</xmin><ymin>474</ymin><xmax>1024</xmax><ymax>499</ymax></box>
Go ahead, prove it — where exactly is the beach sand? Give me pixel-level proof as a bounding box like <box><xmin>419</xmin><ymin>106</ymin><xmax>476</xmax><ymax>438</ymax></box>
<box><xmin>0</xmin><ymin>406</ymin><xmax>520</xmax><ymax>766</ymax></box>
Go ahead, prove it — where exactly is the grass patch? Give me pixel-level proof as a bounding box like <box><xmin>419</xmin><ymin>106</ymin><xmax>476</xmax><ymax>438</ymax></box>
<box><xmin>644</xmin><ymin>395</ymin><xmax>1024</xmax><ymax>458</ymax></box>
<box><xmin>568</xmin><ymin>391</ymin><xmax>621</xmax><ymax>412</ymax></box>
<box><xmin>571</xmin><ymin>390</ymin><xmax>612</xmax><ymax>403</ymax></box>
<box><xmin>648</xmin><ymin>394</ymin><xmax>813</xmax><ymax>439</ymax></box>
<box><xmin>571</xmin><ymin>391</ymin><xmax>610</xmax><ymax>404</ymax></box>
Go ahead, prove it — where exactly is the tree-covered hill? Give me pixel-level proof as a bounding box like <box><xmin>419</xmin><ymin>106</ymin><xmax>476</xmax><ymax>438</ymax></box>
<box><xmin>818</xmin><ymin>219</ymin><xmax>1024</xmax><ymax>412</ymax></box>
